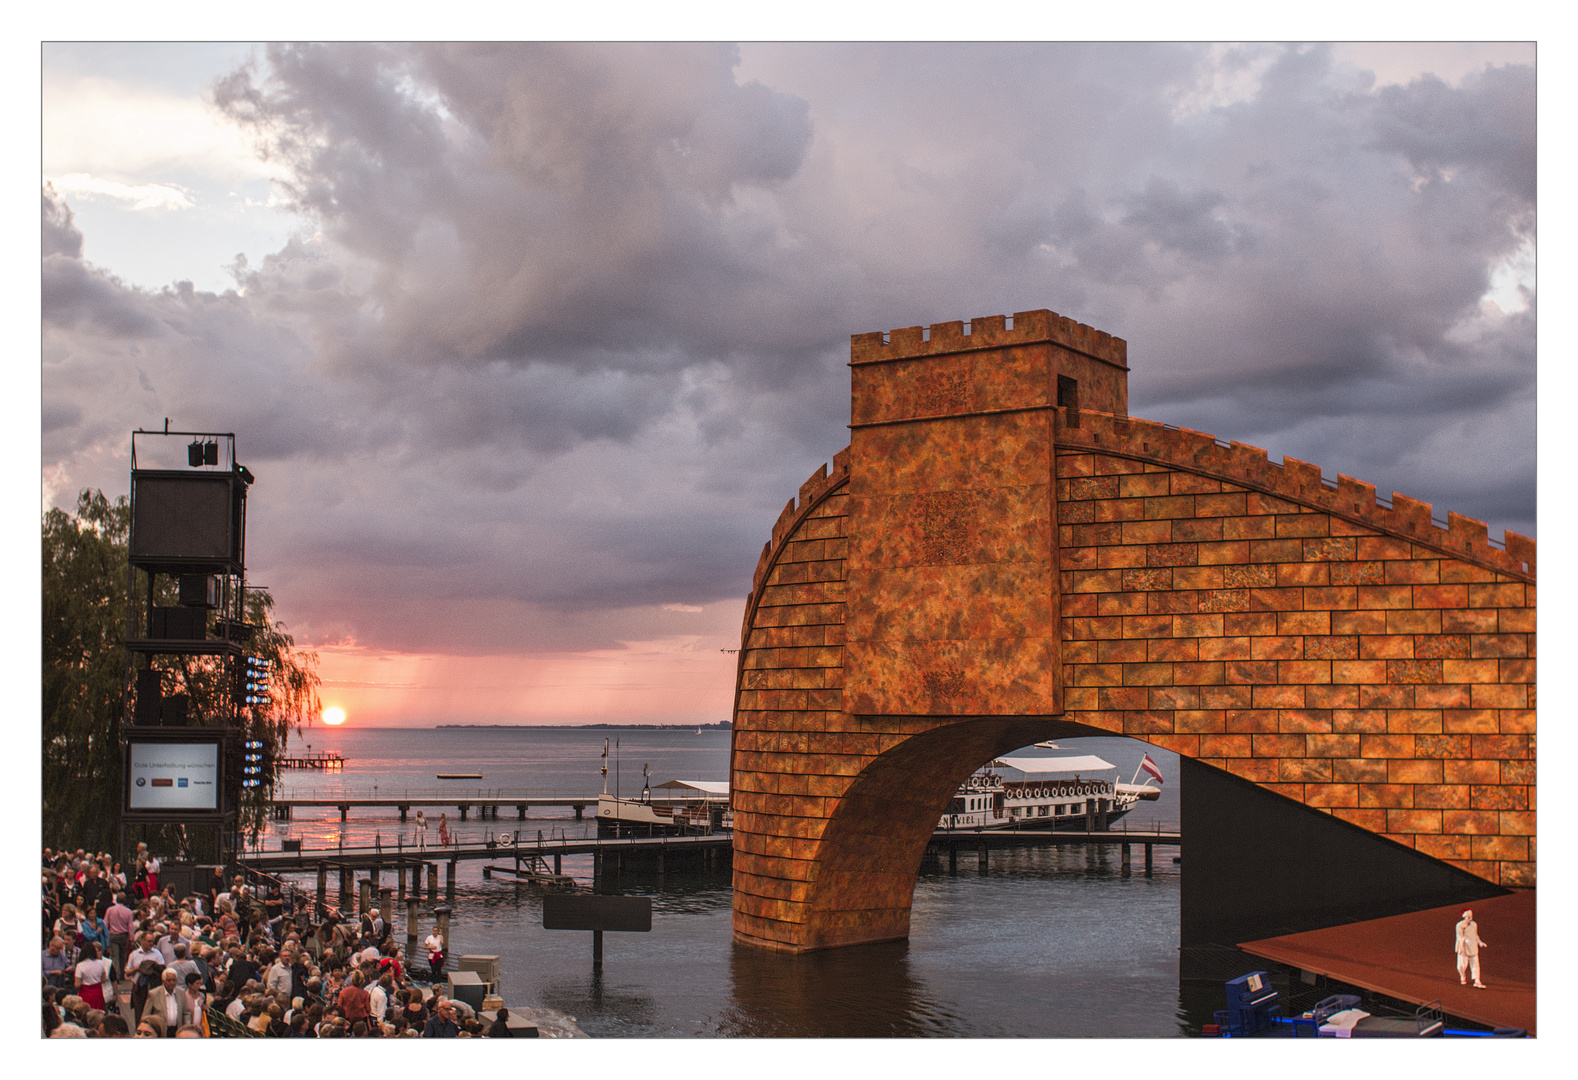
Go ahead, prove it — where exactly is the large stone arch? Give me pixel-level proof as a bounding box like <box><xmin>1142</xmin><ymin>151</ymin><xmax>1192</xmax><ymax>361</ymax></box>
<box><xmin>729</xmin><ymin>310</ymin><xmax>1534</xmax><ymax>954</ymax></box>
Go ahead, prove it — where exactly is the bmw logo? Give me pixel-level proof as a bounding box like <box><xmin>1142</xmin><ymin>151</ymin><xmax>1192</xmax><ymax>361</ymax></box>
<box><xmin>136</xmin><ymin>777</ymin><xmax>146</xmax><ymax>786</ymax></box>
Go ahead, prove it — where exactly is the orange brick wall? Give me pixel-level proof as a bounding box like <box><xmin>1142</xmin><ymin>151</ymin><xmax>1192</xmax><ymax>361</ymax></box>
<box><xmin>1056</xmin><ymin>439</ymin><xmax>1535</xmax><ymax>887</ymax></box>
<box><xmin>730</xmin><ymin>311</ymin><xmax>1535</xmax><ymax>953</ymax></box>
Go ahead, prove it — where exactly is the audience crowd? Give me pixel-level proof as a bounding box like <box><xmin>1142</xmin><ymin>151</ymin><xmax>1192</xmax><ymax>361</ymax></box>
<box><xmin>42</xmin><ymin>845</ymin><xmax>515</xmax><ymax>1039</ymax></box>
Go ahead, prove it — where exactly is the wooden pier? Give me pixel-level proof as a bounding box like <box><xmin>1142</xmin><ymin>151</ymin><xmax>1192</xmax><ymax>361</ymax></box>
<box><xmin>267</xmin><ymin>793</ymin><xmax>596</xmax><ymax>822</ymax></box>
<box><xmin>277</xmin><ymin>751</ymin><xmax>345</xmax><ymax>770</ymax></box>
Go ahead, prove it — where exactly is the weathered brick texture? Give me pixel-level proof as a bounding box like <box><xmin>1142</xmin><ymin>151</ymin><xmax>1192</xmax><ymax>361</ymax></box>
<box><xmin>731</xmin><ymin>310</ymin><xmax>1535</xmax><ymax>954</ymax></box>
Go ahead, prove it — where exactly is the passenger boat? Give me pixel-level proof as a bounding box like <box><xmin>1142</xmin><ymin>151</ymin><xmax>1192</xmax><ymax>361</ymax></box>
<box><xmin>938</xmin><ymin>755</ymin><xmax>1161</xmax><ymax>831</ymax></box>
<box><xmin>596</xmin><ymin>779</ymin><xmax>733</xmax><ymax>837</ymax></box>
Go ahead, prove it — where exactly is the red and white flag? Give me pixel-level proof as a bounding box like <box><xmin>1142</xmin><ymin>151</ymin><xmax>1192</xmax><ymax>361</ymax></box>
<box><xmin>1140</xmin><ymin>753</ymin><xmax>1164</xmax><ymax>784</ymax></box>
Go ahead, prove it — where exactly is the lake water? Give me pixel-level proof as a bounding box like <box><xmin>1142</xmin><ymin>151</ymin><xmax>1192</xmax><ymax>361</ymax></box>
<box><xmin>266</xmin><ymin>725</ymin><xmax>1188</xmax><ymax>1038</ymax></box>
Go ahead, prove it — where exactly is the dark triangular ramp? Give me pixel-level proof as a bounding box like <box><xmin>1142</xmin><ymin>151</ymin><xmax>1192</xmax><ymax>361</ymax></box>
<box><xmin>1180</xmin><ymin>756</ymin><xmax>1507</xmax><ymax>956</ymax></box>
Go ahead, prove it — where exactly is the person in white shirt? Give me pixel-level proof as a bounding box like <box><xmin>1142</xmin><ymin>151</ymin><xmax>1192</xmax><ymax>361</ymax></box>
<box><xmin>1455</xmin><ymin>908</ymin><xmax>1487</xmax><ymax>988</ymax></box>
<box><xmin>367</xmin><ymin>975</ymin><xmax>388</xmax><ymax>1024</ymax></box>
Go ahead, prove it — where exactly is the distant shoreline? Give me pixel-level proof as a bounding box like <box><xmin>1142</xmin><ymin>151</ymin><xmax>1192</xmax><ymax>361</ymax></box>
<box><xmin>433</xmin><ymin>722</ymin><xmax>732</xmax><ymax>730</ymax></box>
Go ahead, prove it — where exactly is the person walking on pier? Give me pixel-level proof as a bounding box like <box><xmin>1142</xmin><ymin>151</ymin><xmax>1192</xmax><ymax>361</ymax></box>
<box><xmin>438</xmin><ymin>813</ymin><xmax>451</xmax><ymax>847</ymax></box>
<box><xmin>1456</xmin><ymin>908</ymin><xmax>1487</xmax><ymax>988</ymax></box>
<box><xmin>415</xmin><ymin>810</ymin><xmax>428</xmax><ymax>853</ymax></box>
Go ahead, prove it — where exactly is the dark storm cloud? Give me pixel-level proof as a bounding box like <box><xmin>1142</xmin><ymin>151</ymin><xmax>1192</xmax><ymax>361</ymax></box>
<box><xmin>43</xmin><ymin>43</ymin><xmax>1535</xmax><ymax>653</ymax></box>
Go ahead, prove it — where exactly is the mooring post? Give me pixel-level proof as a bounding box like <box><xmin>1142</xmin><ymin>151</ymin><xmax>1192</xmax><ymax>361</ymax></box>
<box><xmin>978</xmin><ymin>840</ymin><xmax>989</xmax><ymax>874</ymax></box>
<box><xmin>1144</xmin><ymin>842</ymin><xmax>1154</xmax><ymax>875</ymax></box>
<box><xmin>380</xmin><ymin>886</ymin><xmax>394</xmax><ymax>924</ymax></box>
<box><xmin>339</xmin><ymin>866</ymin><xmax>354</xmax><ymax>910</ymax></box>
<box><xmin>427</xmin><ymin>863</ymin><xmax>437</xmax><ymax>903</ymax></box>
<box><xmin>447</xmin><ymin>859</ymin><xmax>457</xmax><ymax>902</ymax></box>
<box><xmin>316</xmin><ymin>862</ymin><xmax>328</xmax><ymax>912</ymax></box>
<box><xmin>1085</xmin><ymin>798</ymin><xmax>1096</xmax><ymax>832</ymax></box>
<box><xmin>370</xmin><ymin>864</ymin><xmax>380</xmax><ymax>892</ymax></box>
<box><xmin>397</xmin><ymin>862</ymin><xmax>406</xmax><ymax>900</ymax></box>
<box><xmin>1121</xmin><ymin>841</ymin><xmax>1132</xmax><ymax>873</ymax></box>
<box><xmin>949</xmin><ymin>841</ymin><xmax>958</xmax><ymax>875</ymax></box>
<box><xmin>592</xmin><ymin>930</ymin><xmax>604</xmax><ymax>966</ymax></box>
<box><xmin>359</xmin><ymin>879</ymin><xmax>371</xmax><ymax>916</ymax></box>
<box><xmin>435</xmin><ymin>905</ymin><xmax>452</xmax><ymax>957</ymax></box>
<box><xmin>406</xmin><ymin>897</ymin><xmax>420</xmax><ymax>957</ymax></box>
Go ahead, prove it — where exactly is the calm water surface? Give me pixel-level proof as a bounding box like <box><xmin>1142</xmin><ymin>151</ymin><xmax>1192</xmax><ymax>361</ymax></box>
<box><xmin>268</xmin><ymin>726</ymin><xmax>1186</xmax><ymax>1037</ymax></box>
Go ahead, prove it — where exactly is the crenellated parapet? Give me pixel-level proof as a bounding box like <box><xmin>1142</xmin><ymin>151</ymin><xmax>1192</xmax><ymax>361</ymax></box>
<box><xmin>1055</xmin><ymin>408</ymin><xmax>1535</xmax><ymax>581</ymax></box>
<box><xmin>850</xmin><ymin>309</ymin><xmax>1128</xmax><ymax>370</ymax></box>
<box><xmin>750</xmin><ymin>449</ymin><xmax>851</xmax><ymax>598</ymax></box>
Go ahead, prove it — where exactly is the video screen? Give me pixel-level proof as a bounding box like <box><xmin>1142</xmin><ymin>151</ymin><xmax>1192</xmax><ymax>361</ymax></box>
<box><xmin>127</xmin><ymin>741</ymin><xmax>220</xmax><ymax>810</ymax></box>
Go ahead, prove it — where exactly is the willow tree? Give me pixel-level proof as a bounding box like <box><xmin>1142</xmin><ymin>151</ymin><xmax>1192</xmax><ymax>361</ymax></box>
<box><xmin>42</xmin><ymin>489</ymin><xmax>322</xmax><ymax>855</ymax></box>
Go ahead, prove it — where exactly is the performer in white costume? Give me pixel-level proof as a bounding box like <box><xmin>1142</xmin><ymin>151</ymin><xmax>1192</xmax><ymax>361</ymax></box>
<box><xmin>1455</xmin><ymin>908</ymin><xmax>1487</xmax><ymax>988</ymax></box>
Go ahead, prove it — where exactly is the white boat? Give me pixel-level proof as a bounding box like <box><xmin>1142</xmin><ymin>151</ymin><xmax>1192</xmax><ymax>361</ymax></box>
<box><xmin>597</xmin><ymin>779</ymin><xmax>733</xmax><ymax>837</ymax></box>
<box><xmin>937</xmin><ymin>755</ymin><xmax>1161</xmax><ymax>832</ymax></box>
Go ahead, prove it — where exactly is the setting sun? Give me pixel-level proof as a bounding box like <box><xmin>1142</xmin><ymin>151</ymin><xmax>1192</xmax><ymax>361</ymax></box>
<box><xmin>322</xmin><ymin>707</ymin><xmax>346</xmax><ymax>726</ymax></box>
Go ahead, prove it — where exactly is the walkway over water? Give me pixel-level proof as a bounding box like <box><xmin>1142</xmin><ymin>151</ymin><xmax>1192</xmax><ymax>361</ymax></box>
<box><xmin>268</xmin><ymin>793</ymin><xmax>598</xmax><ymax>821</ymax></box>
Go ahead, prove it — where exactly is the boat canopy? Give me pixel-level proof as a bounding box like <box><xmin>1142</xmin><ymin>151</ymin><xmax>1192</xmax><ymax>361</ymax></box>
<box><xmin>990</xmin><ymin>756</ymin><xmax>1116</xmax><ymax>778</ymax></box>
<box><xmin>650</xmin><ymin>780</ymin><xmax>729</xmax><ymax>796</ymax></box>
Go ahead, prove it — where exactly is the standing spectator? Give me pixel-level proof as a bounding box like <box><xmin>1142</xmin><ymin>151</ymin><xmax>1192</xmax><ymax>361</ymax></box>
<box><xmin>104</xmin><ymin>893</ymin><xmax>135</xmax><ymax>973</ymax></box>
<box><xmin>73</xmin><ymin>942</ymin><xmax>115</xmax><ymax>1012</ymax></box>
<box><xmin>79</xmin><ymin>864</ymin><xmax>111</xmax><ymax>917</ymax></box>
<box><xmin>424</xmin><ymin>926</ymin><xmax>445</xmax><ymax>982</ymax></box>
<box><xmin>337</xmin><ymin>969</ymin><xmax>371</xmax><ymax>1025</ymax></box>
<box><xmin>143</xmin><ymin>968</ymin><xmax>189</xmax><ymax>1036</ymax></box>
<box><xmin>181</xmin><ymin>971</ymin><xmax>208</xmax><ymax>1034</ymax></box>
<box><xmin>438</xmin><ymin>813</ymin><xmax>451</xmax><ymax>847</ymax></box>
<box><xmin>422</xmin><ymin>998</ymin><xmax>459</xmax><ymax>1038</ymax></box>
<box><xmin>42</xmin><ymin>937</ymin><xmax>71</xmax><ymax>988</ymax></box>
<box><xmin>415</xmin><ymin>810</ymin><xmax>428</xmax><ymax>852</ymax></box>
<box><xmin>79</xmin><ymin>909</ymin><xmax>109</xmax><ymax>961</ymax></box>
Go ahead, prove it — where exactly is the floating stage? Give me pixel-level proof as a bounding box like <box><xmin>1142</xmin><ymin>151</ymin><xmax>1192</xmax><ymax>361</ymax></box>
<box><xmin>1237</xmin><ymin>889</ymin><xmax>1535</xmax><ymax>1036</ymax></box>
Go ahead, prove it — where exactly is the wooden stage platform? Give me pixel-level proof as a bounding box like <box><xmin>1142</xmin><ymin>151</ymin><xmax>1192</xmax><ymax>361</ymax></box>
<box><xmin>1238</xmin><ymin>889</ymin><xmax>1536</xmax><ymax>1035</ymax></box>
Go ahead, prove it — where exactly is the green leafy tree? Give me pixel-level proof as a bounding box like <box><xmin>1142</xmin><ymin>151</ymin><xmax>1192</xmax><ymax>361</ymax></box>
<box><xmin>43</xmin><ymin>489</ymin><xmax>322</xmax><ymax>855</ymax></box>
<box><xmin>42</xmin><ymin>491</ymin><xmax>131</xmax><ymax>853</ymax></box>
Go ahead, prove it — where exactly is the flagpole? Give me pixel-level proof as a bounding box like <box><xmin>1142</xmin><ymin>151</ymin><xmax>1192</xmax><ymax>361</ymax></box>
<box><xmin>1130</xmin><ymin>761</ymin><xmax>1143</xmax><ymax>786</ymax></box>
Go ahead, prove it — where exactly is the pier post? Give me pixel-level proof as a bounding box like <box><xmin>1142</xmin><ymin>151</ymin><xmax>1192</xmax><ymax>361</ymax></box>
<box><xmin>948</xmin><ymin>841</ymin><xmax>957</xmax><ymax>875</ymax></box>
<box><xmin>446</xmin><ymin>859</ymin><xmax>457</xmax><ymax>902</ymax></box>
<box><xmin>339</xmin><ymin>804</ymin><xmax>349</xmax><ymax>823</ymax></box>
<box><xmin>459</xmin><ymin>804</ymin><xmax>468</xmax><ymax>821</ymax></box>
<box><xmin>398</xmin><ymin>862</ymin><xmax>406</xmax><ymax>900</ymax></box>
<box><xmin>1121</xmin><ymin>841</ymin><xmax>1132</xmax><ymax>873</ymax></box>
<box><xmin>380</xmin><ymin>887</ymin><xmax>394</xmax><ymax>926</ymax></box>
<box><xmin>1144</xmin><ymin>842</ymin><xmax>1153</xmax><ymax>875</ymax></box>
<box><xmin>399</xmin><ymin>804</ymin><xmax>408</xmax><ymax>822</ymax></box>
<box><xmin>1097</xmin><ymin>797</ymin><xmax>1109</xmax><ymax>832</ymax></box>
<box><xmin>339</xmin><ymin>866</ymin><xmax>354</xmax><ymax>911</ymax></box>
<box><xmin>592</xmin><ymin>930</ymin><xmax>604</xmax><ymax>966</ymax></box>
<box><xmin>435</xmin><ymin>906</ymin><xmax>452</xmax><ymax>956</ymax></box>
<box><xmin>427</xmin><ymin>863</ymin><xmax>437</xmax><ymax>903</ymax></box>
<box><xmin>978</xmin><ymin>840</ymin><xmax>988</xmax><ymax>874</ymax></box>
<box><xmin>359</xmin><ymin>879</ymin><xmax>371</xmax><ymax>916</ymax></box>
<box><xmin>517</xmin><ymin>804</ymin><xmax>526</xmax><ymax>820</ymax></box>
<box><xmin>574</xmin><ymin>804</ymin><xmax>583</xmax><ymax>820</ymax></box>
<box><xmin>316</xmin><ymin>863</ymin><xmax>328</xmax><ymax>913</ymax></box>
<box><xmin>370</xmin><ymin>865</ymin><xmax>380</xmax><ymax>892</ymax></box>
<box><xmin>406</xmin><ymin>897</ymin><xmax>419</xmax><ymax>957</ymax></box>
<box><xmin>554</xmin><ymin>853</ymin><xmax>561</xmax><ymax>875</ymax></box>
<box><xmin>1085</xmin><ymin>798</ymin><xmax>1096</xmax><ymax>832</ymax></box>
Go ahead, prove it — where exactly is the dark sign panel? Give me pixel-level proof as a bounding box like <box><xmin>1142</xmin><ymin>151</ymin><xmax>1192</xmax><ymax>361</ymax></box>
<box><xmin>130</xmin><ymin>471</ymin><xmax>240</xmax><ymax>566</ymax></box>
<box><xmin>542</xmin><ymin>894</ymin><xmax>652</xmax><ymax>933</ymax></box>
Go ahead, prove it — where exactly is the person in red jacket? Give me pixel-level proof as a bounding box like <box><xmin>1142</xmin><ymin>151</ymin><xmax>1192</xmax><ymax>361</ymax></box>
<box><xmin>336</xmin><ymin>969</ymin><xmax>371</xmax><ymax>1024</ymax></box>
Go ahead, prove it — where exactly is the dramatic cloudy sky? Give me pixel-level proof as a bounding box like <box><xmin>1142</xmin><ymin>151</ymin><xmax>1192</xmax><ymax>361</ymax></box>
<box><xmin>40</xmin><ymin>42</ymin><xmax>1536</xmax><ymax>728</ymax></box>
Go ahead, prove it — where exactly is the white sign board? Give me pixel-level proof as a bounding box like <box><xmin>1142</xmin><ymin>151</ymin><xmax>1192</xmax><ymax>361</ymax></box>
<box><xmin>128</xmin><ymin>741</ymin><xmax>220</xmax><ymax>811</ymax></box>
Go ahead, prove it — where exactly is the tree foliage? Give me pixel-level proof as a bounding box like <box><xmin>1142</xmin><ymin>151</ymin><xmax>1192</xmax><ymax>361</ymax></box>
<box><xmin>42</xmin><ymin>489</ymin><xmax>322</xmax><ymax>855</ymax></box>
